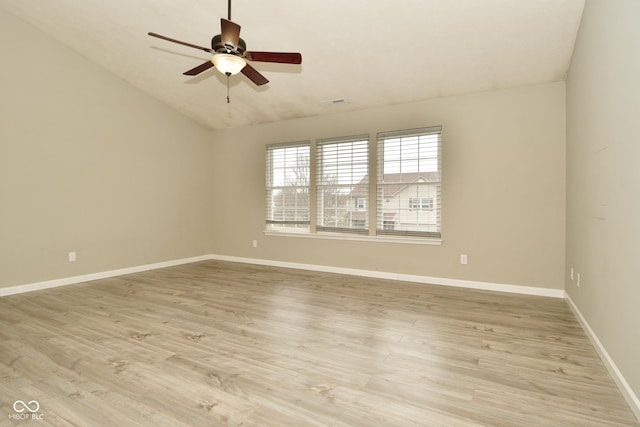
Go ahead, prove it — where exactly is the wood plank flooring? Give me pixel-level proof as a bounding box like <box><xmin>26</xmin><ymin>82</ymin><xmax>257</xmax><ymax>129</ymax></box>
<box><xmin>0</xmin><ymin>260</ymin><xmax>638</xmax><ymax>426</ymax></box>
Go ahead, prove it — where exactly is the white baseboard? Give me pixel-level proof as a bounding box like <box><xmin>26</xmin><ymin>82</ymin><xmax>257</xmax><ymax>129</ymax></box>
<box><xmin>0</xmin><ymin>255</ymin><xmax>211</xmax><ymax>297</ymax></box>
<box><xmin>1</xmin><ymin>253</ymin><xmax>565</xmax><ymax>299</ymax></box>
<box><xmin>208</xmin><ymin>254</ymin><xmax>565</xmax><ymax>298</ymax></box>
<box><xmin>565</xmin><ymin>293</ymin><xmax>640</xmax><ymax>420</ymax></box>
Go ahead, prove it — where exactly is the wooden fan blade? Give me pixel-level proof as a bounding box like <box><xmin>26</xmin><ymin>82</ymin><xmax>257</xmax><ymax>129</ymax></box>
<box><xmin>183</xmin><ymin>61</ymin><xmax>214</xmax><ymax>76</ymax></box>
<box><xmin>241</xmin><ymin>64</ymin><xmax>269</xmax><ymax>86</ymax></box>
<box><xmin>245</xmin><ymin>51</ymin><xmax>302</xmax><ymax>64</ymax></box>
<box><xmin>148</xmin><ymin>32</ymin><xmax>213</xmax><ymax>53</ymax></box>
<box><xmin>220</xmin><ymin>19</ymin><xmax>241</xmax><ymax>50</ymax></box>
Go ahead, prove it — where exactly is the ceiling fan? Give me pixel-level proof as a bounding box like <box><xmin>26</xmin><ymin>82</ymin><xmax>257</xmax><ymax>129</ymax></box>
<box><xmin>148</xmin><ymin>0</ymin><xmax>302</xmax><ymax>100</ymax></box>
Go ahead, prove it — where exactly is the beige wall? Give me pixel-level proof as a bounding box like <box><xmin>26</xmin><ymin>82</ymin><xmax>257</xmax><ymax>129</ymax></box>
<box><xmin>0</xmin><ymin>10</ymin><xmax>214</xmax><ymax>288</ymax></box>
<box><xmin>210</xmin><ymin>82</ymin><xmax>566</xmax><ymax>289</ymax></box>
<box><xmin>566</xmin><ymin>0</ymin><xmax>640</xmax><ymax>400</ymax></box>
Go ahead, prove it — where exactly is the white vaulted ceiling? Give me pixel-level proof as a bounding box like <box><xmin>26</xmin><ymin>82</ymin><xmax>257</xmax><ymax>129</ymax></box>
<box><xmin>0</xmin><ymin>0</ymin><xmax>584</xmax><ymax>130</ymax></box>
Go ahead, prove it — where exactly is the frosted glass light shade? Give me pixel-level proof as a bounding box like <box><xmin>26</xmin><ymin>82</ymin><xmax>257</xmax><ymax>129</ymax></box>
<box><xmin>211</xmin><ymin>54</ymin><xmax>247</xmax><ymax>75</ymax></box>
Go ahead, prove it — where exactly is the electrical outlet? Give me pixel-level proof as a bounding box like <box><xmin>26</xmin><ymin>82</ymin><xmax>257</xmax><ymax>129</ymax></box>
<box><xmin>460</xmin><ymin>254</ymin><xmax>468</xmax><ymax>265</ymax></box>
<box><xmin>68</xmin><ymin>251</ymin><xmax>76</xmax><ymax>262</ymax></box>
<box><xmin>252</xmin><ymin>240</ymin><xmax>258</xmax><ymax>248</ymax></box>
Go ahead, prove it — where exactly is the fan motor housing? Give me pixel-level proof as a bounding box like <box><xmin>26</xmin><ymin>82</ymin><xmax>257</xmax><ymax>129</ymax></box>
<box><xmin>212</xmin><ymin>34</ymin><xmax>246</xmax><ymax>54</ymax></box>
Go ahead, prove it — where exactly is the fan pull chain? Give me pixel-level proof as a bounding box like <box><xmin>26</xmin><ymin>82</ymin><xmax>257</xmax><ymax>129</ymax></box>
<box><xmin>226</xmin><ymin>73</ymin><xmax>231</xmax><ymax>103</ymax></box>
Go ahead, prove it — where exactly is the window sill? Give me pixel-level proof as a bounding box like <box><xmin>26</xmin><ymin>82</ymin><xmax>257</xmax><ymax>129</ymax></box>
<box><xmin>263</xmin><ymin>230</ymin><xmax>442</xmax><ymax>245</ymax></box>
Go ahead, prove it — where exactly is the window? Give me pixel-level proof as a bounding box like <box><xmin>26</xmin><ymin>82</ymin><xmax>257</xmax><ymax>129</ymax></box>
<box><xmin>316</xmin><ymin>135</ymin><xmax>369</xmax><ymax>234</ymax></box>
<box><xmin>409</xmin><ymin>197</ymin><xmax>433</xmax><ymax>211</ymax></box>
<box><xmin>265</xmin><ymin>126</ymin><xmax>442</xmax><ymax>242</ymax></box>
<box><xmin>377</xmin><ymin>126</ymin><xmax>442</xmax><ymax>238</ymax></box>
<box><xmin>265</xmin><ymin>142</ymin><xmax>310</xmax><ymax>232</ymax></box>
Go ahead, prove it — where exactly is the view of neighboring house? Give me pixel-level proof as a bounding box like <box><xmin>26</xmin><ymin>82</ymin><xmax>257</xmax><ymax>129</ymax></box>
<box><xmin>268</xmin><ymin>171</ymin><xmax>440</xmax><ymax>235</ymax></box>
<box><xmin>347</xmin><ymin>172</ymin><xmax>440</xmax><ymax>233</ymax></box>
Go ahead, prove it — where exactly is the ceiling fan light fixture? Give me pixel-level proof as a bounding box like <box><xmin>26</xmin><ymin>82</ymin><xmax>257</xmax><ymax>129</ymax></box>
<box><xmin>211</xmin><ymin>53</ymin><xmax>246</xmax><ymax>75</ymax></box>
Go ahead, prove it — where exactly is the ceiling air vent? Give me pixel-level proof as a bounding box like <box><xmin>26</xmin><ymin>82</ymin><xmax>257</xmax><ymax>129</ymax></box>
<box><xmin>320</xmin><ymin>98</ymin><xmax>347</xmax><ymax>107</ymax></box>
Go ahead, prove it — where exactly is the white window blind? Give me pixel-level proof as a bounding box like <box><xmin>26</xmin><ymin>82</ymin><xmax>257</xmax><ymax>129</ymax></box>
<box><xmin>377</xmin><ymin>126</ymin><xmax>442</xmax><ymax>238</ymax></box>
<box><xmin>316</xmin><ymin>135</ymin><xmax>369</xmax><ymax>234</ymax></box>
<box><xmin>265</xmin><ymin>142</ymin><xmax>310</xmax><ymax>232</ymax></box>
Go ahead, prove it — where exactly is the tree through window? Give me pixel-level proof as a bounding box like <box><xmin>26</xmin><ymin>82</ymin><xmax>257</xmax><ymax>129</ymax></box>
<box><xmin>265</xmin><ymin>142</ymin><xmax>310</xmax><ymax>231</ymax></box>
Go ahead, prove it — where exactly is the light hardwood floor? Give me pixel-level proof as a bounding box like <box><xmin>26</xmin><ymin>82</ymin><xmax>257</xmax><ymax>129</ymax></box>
<box><xmin>0</xmin><ymin>260</ymin><xmax>638</xmax><ymax>426</ymax></box>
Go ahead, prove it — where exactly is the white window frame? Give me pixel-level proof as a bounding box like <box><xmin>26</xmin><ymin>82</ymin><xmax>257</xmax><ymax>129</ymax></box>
<box><xmin>376</xmin><ymin>126</ymin><xmax>442</xmax><ymax>238</ymax></box>
<box><xmin>265</xmin><ymin>142</ymin><xmax>311</xmax><ymax>232</ymax></box>
<box><xmin>316</xmin><ymin>135</ymin><xmax>369</xmax><ymax>235</ymax></box>
<box><xmin>264</xmin><ymin>126</ymin><xmax>442</xmax><ymax>245</ymax></box>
